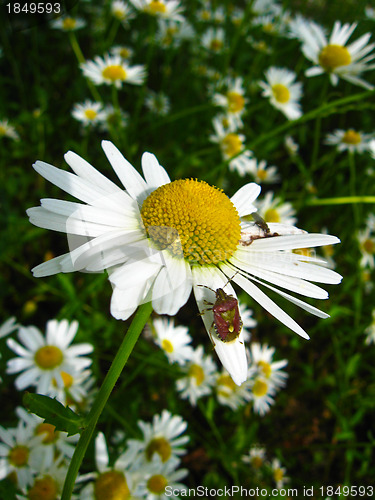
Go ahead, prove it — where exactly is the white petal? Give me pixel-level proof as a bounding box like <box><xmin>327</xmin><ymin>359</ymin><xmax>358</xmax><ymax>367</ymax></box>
<box><xmin>6</xmin><ymin>338</ymin><xmax>32</xmax><ymax>358</ymax></box>
<box><xmin>110</xmin><ymin>277</ymin><xmax>155</xmax><ymax>320</ymax></box>
<box><xmin>141</xmin><ymin>152</ymin><xmax>171</xmax><ymax>191</ymax></box>
<box><xmin>231</xmin><ymin>183</ymin><xmax>261</xmax><ymax>216</ymax></box>
<box><xmin>248</xmin><ymin>233</ymin><xmax>341</xmax><ymax>252</ymax></box>
<box><xmin>95</xmin><ymin>433</ymin><xmax>109</xmax><ymax>473</ymax></box>
<box><xmin>18</xmin><ymin>326</ymin><xmax>45</xmax><ymax>351</ymax></box>
<box><xmin>14</xmin><ymin>367</ymin><xmax>41</xmax><ymax>390</ymax></box>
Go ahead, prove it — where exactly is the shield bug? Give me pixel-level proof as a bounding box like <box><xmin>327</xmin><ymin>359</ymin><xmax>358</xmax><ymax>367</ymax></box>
<box><xmin>198</xmin><ymin>276</ymin><xmax>243</xmax><ymax>343</ymax></box>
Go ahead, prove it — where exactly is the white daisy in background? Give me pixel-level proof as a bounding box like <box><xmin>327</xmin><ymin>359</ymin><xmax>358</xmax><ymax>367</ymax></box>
<box><xmin>0</xmin><ymin>420</ymin><xmax>43</xmax><ymax>489</ymax></box>
<box><xmin>72</xmin><ymin>100</ymin><xmax>107</xmax><ymax>128</ymax></box>
<box><xmin>252</xmin><ymin>14</ymin><xmax>287</xmax><ymax>37</ymax></box>
<box><xmin>324</xmin><ymin>129</ymin><xmax>374</xmax><ymax>154</ymax></box>
<box><xmin>255</xmin><ymin>191</ymin><xmax>297</xmax><ymax>225</ymax></box>
<box><xmin>155</xmin><ymin>19</ymin><xmax>195</xmax><ymax>48</ymax></box>
<box><xmin>46</xmin><ymin>368</ymin><xmax>95</xmax><ymax>409</ymax></box>
<box><xmin>27</xmin><ymin>141</ymin><xmax>341</xmax><ymax>386</ymax></box>
<box><xmin>145</xmin><ymin>90</ymin><xmax>171</xmax><ymax>116</ymax></box>
<box><xmin>110</xmin><ymin>45</ymin><xmax>134</xmax><ymax>60</ymax></box>
<box><xmin>364</xmin><ymin>310</ymin><xmax>375</xmax><ymax>345</ymax></box>
<box><xmin>201</xmin><ymin>27</ymin><xmax>226</xmax><ymax>53</ymax></box>
<box><xmin>212</xmin><ymin>77</ymin><xmax>248</xmax><ymax>130</ymax></box>
<box><xmin>242</xmin><ymin>446</ymin><xmax>267</xmax><ymax>470</ymax></box>
<box><xmin>152</xmin><ymin>317</ymin><xmax>194</xmax><ymax>365</ymax></box>
<box><xmin>248</xmin><ymin>343</ymin><xmax>288</xmax><ymax>389</ymax></box>
<box><xmin>271</xmin><ymin>457</ymin><xmax>290</xmax><ymax>489</ymax></box>
<box><xmin>127</xmin><ymin>410</ymin><xmax>189</xmax><ymax>465</ymax></box>
<box><xmin>215</xmin><ymin>370</ymin><xmax>252</xmax><ymax>410</ymax></box>
<box><xmin>100</xmin><ymin>104</ymin><xmax>129</xmax><ymax>132</ymax></box>
<box><xmin>259</xmin><ymin>67</ymin><xmax>303</xmax><ymax>120</ymax></box>
<box><xmin>239</xmin><ymin>302</ymin><xmax>257</xmax><ymax>342</ymax></box>
<box><xmin>284</xmin><ymin>135</ymin><xmax>299</xmax><ymax>156</ymax></box>
<box><xmin>111</xmin><ymin>0</ymin><xmax>135</xmax><ymax>23</ymax></box>
<box><xmin>176</xmin><ymin>346</ymin><xmax>216</xmax><ymax>405</ymax></box>
<box><xmin>365</xmin><ymin>213</ymin><xmax>375</xmax><ymax>231</ymax></box>
<box><xmin>357</xmin><ymin>228</ymin><xmax>375</xmax><ymax>269</ymax></box>
<box><xmin>369</xmin><ymin>139</ymin><xmax>375</xmax><ymax>160</ymax></box>
<box><xmin>251</xmin><ymin>0</ymin><xmax>279</xmax><ymax>16</ymax></box>
<box><xmin>0</xmin><ymin>118</ymin><xmax>19</xmax><ymax>140</ymax></box>
<box><xmin>365</xmin><ymin>6</ymin><xmax>375</xmax><ymax>20</ymax></box>
<box><xmin>129</xmin><ymin>0</ymin><xmax>184</xmax><ymax>21</ymax></box>
<box><xmin>6</xmin><ymin>319</ymin><xmax>93</xmax><ymax>394</ymax></box>
<box><xmin>50</xmin><ymin>15</ymin><xmax>86</xmax><ymax>31</ymax></box>
<box><xmin>246</xmin><ymin>158</ymin><xmax>280</xmax><ymax>184</ymax></box>
<box><xmin>19</xmin><ymin>458</ymin><xmax>68</xmax><ymax>500</ymax></box>
<box><xmin>81</xmin><ymin>54</ymin><xmax>147</xmax><ymax>88</ymax></box>
<box><xmin>0</xmin><ymin>316</ymin><xmax>18</xmax><ymax>339</ymax></box>
<box><xmin>290</xmin><ymin>19</ymin><xmax>375</xmax><ymax>89</ymax></box>
<box><xmin>247</xmin><ymin>37</ymin><xmax>273</xmax><ymax>54</ymax></box>
<box><xmin>248</xmin><ymin>376</ymin><xmax>277</xmax><ymax>416</ymax></box>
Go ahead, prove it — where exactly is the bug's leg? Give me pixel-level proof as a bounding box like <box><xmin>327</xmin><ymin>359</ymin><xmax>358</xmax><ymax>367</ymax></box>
<box><xmin>208</xmin><ymin>322</ymin><xmax>216</xmax><ymax>348</ymax></box>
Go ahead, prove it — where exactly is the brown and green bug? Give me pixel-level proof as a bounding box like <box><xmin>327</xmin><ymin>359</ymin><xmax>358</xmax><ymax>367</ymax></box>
<box><xmin>198</xmin><ymin>276</ymin><xmax>243</xmax><ymax>343</ymax></box>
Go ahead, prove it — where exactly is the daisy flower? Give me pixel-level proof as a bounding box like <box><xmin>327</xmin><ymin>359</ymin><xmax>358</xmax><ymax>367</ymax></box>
<box><xmin>284</xmin><ymin>135</ymin><xmax>299</xmax><ymax>156</ymax></box>
<box><xmin>176</xmin><ymin>346</ymin><xmax>217</xmax><ymax>405</ymax></box>
<box><xmin>0</xmin><ymin>316</ymin><xmax>18</xmax><ymax>339</ymax></box>
<box><xmin>239</xmin><ymin>302</ymin><xmax>257</xmax><ymax>342</ymax></box>
<box><xmin>0</xmin><ymin>118</ymin><xmax>19</xmax><ymax>140</ymax></box>
<box><xmin>242</xmin><ymin>446</ymin><xmax>267</xmax><ymax>470</ymax></box>
<box><xmin>201</xmin><ymin>27</ymin><xmax>226</xmax><ymax>53</ymax></box>
<box><xmin>6</xmin><ymin>319</ymin><xmax>93</xmax><ymax>394</ymax></box>
<box><xmin>100</xmin><ymin>104</ymin><xmax>129</xmax><ymax>132</ymax></box>
<box><xmin>246</xmin><ymin>158</ymin><xmax>280</xmax><ymax>184</ymax></box>
<box><xmin>72</xmin><ymin>100</ymin><xmax>106</xmax><ymax>127</ymax></box>
<box><xmin>255</xmin><ymin>191</ymin><xmax>297</xmax><ymax>225</ymax></box>
<box><xmin>324</xmin><ymin>129</ymin><xmax>374</xmax><ymax>154</ymax></box>
<box><xmin>27</xmin><ymin>141</ymin><xmax>341</xmax><ymax>385</ymax></box>
<box><xmin>129</xmin><ymin>0</ymin><xmax>184</xmax><ymax>21</ymax></box>
<box><xmin>259</xmin><ymin>67</ymin><xmax>303</xmax><ymax>120</ymax></box>
<box><xmin>19</xmin><ymin>458</ymin><xmax>68</xmax><ymax>500</ymax></box>
<box><xmin>290</xmin><ymin>19</ymin><xmax>375</xmax><ymax>89</ymax></box>
<box><xmin>212</xmin><ymin>77</ymin><xmax>248</xmax><ymax>129</ymax></box>
<box><xmin>364</xmin><ymin>310</ymin><xmax>375</xmax><ymax>345</ymax></box>
<box><xmin>110</xmin><ymin>45</ymin><xmax>134</xmax><ymax>60</ymax></box>
<box><xmin>215</xmin><ymin>370</ymin><xmax>252</xmax><ymax>410</ymax></box>
<box><xmin>81</xmin><ymin>54</ymin><xmax>146</xmax><ymax>88</ymax></box>
<box><xmin>248</xmin><ymin>343</ymin><xmax>288</xmax><ymax>389</ymax></box>
<box><xmin>271</xmin><ymin>457</ymin><xmax>290</xmax><ymax>489</ymax></box>
<box><xmin>152</xmin><ymin>317</ymin><xmax>194</xmax><ymax>365</ymax></box>
<box><xmin>155</xmin><ymin>19</ymin><xmax>194</xmax><ymax>48</ymax></box>
<box><xmin>365</xmin><ymin>6</ymin><xmax>375</xmax><ymax>20</ymax></box>
<box><xmin>134</xmin><ymin>457</ymin><xmax>188</xmax><ymax>499</ymax></box>
<box><xmin>111</xmin><ymin>0</ymin><xmax>135</xmax><ymax>23</ymax></box>
<box><xmin>51</xmin><ymin>15</ymin><xmax>86</xmax><ymax>31</ymax></box>
<box><xmin>144</xmin><ymin>90</ymin><xmax>171</xmax><ymax>116</ymax></box>
<box><xmin>357</xmin><ymin>228</ymin><xmax>375</xmax><ymax>269</ymax></box>
<box><xmin>45</xmin><ymin>368</ymin><xmax>95</xmax><ymax>409</ymax></box>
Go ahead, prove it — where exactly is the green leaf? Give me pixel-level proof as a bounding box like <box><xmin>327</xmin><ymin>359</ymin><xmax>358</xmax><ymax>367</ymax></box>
<box><xmin>23</xmin><ymin>393</ymin><xmax>85</xmax><ymax>436</ymax></box>
<box><xmin>0</xmin><ymin>478</ymin><xmax>18</xmax><ymax>500</ymax></box>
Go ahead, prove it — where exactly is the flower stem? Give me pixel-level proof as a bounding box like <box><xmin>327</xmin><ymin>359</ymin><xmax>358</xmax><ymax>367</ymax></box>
<box><xmin>304</xmin><ymin>196</ymin><xmax>375</xmax><ymax>206</ymax></box>
<box><xmin>61</xmin><ymin>301</ymin><xmax>153</xmax><ymax>500</ymax></box>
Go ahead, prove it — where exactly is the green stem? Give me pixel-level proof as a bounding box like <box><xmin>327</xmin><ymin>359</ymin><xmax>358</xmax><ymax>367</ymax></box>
<box><xmin>61</xmin><ymin>301</ymin><xmax>153</xmax><ymax>500</ymax></box>
<box><xmin>304</xmin><ymin>196</ymin><xmax>375</xmax><ymax>206</ymax></box>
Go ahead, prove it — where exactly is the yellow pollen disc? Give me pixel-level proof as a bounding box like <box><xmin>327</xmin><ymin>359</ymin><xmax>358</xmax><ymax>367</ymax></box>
<box><xmin>258</xmin><ymin>360</ymin><xmax>272</xmax><ymax>378</ymax></box>
<box><xmin>141</xmin><ymin>179</ymin><xmax>241</xmax><ymax>266</ymax></box>
<box><xmin>257</xmin><ymin>169</ymin><xmax>268</xmax><ymax>181</ymax></box>
<box><xmin>62</xmin><ymin>17</ymin><xmax>76</xmax><ymax>30</ymax></box>
<box><xmin>147</xmin><ymin>0</ymin><xmax>167</xmax><ymax>14</ymax></box>
<box><xmin>263</xmin><ymin>22</ymin><xmax>274</xmax><ymax>33</ymax></box>
<box><xmin>102</xmin><ymin>65</ymin><xmax>127</xmax><ymax>82</ymax></box>
<box><xmin>145</xmin><ymin>437</ymin><xmax>172</xmax><ymax>462</ymax></box>
<box><xmin>319</xmin><ymin>44</ymin><xmax>351</xmax><ymax>71</ymax></box>
<box><xmin>217</xmin><ymin>374</ymin><xmax>236</xmax><ymax>390</ymax></box>
<box><xmin>34</xmin><ymin>345</ymin><xmax>63</xmax><ymax>370</ymax></box>
<box><xmin>342</xmin><ymin>129</ymin><xmax>361</xmax><ymax>145</ymax></box>
<box><xmin>8</xmin><ymin>445</ymin><xmax>29</xmax><ymax>467</ymax></box>
<box><xmin>113</xmin><ymin>9</ymin><xmax>125</xmax><ymax>19</ymax></box>
<box><xmin>161</xmin><ymin>339</ymin><xmax>174</xmax><ymax>353</ymax></box>
<box><xmin>252</xmin><ymin>379</ymin><xmax>268</xmax><ymax>397</ymax></box>
<box><xmin>221</xmin><ymin>133</ymin><xmax>243</xmax><ymax>158</ymax></box>
<box><xmin>84</xmin><ymin>109</ymin><xmax>98</xmax><ymax>120</ymax></box>
<box><xmin>189</xmin><ymin>363</ymin><xmax>205</xmax><ymax>386</ymax></box>
<box><xmin>363</xmin><ymin>238</ymin><xmax>375</xmax><ymax>254</ymax></box>
<box><xmin>210</xmin><ymin>39</ymin><xmax>223</xmax><ymax>51</ymax></box>
<box><xmin>94</xmin><ymin>471</ymin><xmax>130</xmax><ymax>500</ymax></box>
<box><xmin>227</xmin><ymin>91</ymin><xmax>245</xmax><ymax>113</ymax></box>
<box><xmin>36</xmin><ymin>423</ymin><xmax>59</xmax><ymax>444</ymax></box>
<box><xmin>264</xmin><ymin>208</ymin><xmax>280</xmax><ymax>223</ymax></box>
<box><xmin>28</xmin><ymin>475</ymin><xmax>58</xmax><ymax>500</ymax></box>
<box><xmin>147</xmin><ymin>474</ymin><xmax>168</xmax><ymax>494</ymax></box>
<box><xmin>271</xmin><ymin>84</ymin><xmax>290</xmax><ymax>104</ymax></box>
<box><xmin>52</xmin><ymin>370</ymin><xmax>74</xmax><ymax>388</ymax></box>
<box><xmin>251</xmin><ymin>456</ymin><xmax>264</xmax><ymax>469</ymax></box>
<box><xmin>119</xmin><ymin>48</ymin><xmax>130</xmax><ymax>58</ymax></box>
<box><xmin>0</xmin><ymin>126</ymin><xmax>6</xmax><ymax>135</ymax></box>
<box><xmin>273</xmin><ymin>468</ymin><xmax>284</xmax><ymax>482</ymax></box>
<box><xmin>201</xmin><ymin>10</ymin><xmax>210</xmax><ymax>20</ymax></box>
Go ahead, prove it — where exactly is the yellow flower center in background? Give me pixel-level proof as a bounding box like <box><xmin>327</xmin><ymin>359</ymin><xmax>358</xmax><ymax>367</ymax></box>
<box><xmin>273</xmin><ymin>467</ymin><xmax>284</xmax><ymax>482</ymax></box>
<box><xmin>36</xmin><ymin>423</ymin><xmax>59</xmax><ymax>444</ymax></box>
<box><xmin>28</xmin><ymin>475</ymin><xmax>58</xmax><ymax>500</ymax></box>
<box><xmin>217</xmin><ymin>374</ymin><xmax>236</xmax><ymax>390</ymax></box>
<box><xmin>145</xmin><ymin>437</ymin><xmax>172</xmax><ymax>462</ymax></box>
<box><xmin>319</xmin><ymin>44</ymin><xmax>351</xmax><ymax>71</ymax></box>
<box><xmin>147</xmin><ymin>474</ymin><xmax>168</xmax><ymax>493</ymax></box>
<box><xmin>342</xmin><ymin>129</ymin><xmax>361</xmax><ymax>145</ymax></box>
<box><xmin>8</xmin><ymin>445</ymin><xmax>29</xmax><ymax>467</ymax></box>
<box><xmin>84</xmin><ymin>109</ymin><xmax>98</xmax><ymax>120</ymax></box>
<box><xmin>227</xmin><ymin>91</ymin><xmax>245</xmax><ymax>113</ymax></box>
<box><xmin>221</xmin><ymin>133</ymin><xmax>243</xmax><ymax>158</ymax></box>
<box><xmin>0</xmin><ymin>125</ymin><xmax>6</xmax><ymax>136</ymax></box>
<box><xmin>52</xmin><ymin>370</ymin><xmax>74</xmax><ymax>388</ymax></box>
<box><xmin>141</xmin><ymin>179</ymin><xmax>241</xmax><ymax>266</ymax></box>
<box><xmin>119</xmin><ymin>48</ymin><xmax>131</xmax><ymax>59</ymax></box>
<box><xmin>363</xmin><ymin>238</ymin><xmax>375</xmax><ymax>254</ymax></box>
<box><xmin>189</xmin><ymin>363</ymin><xmax>205</xmax><ymax>385</ymax></box>
<box><xmin>251</xmin><ymin>456</ymin><xmax>264</xmax><ymax>469</ymax></box>
<box><xmin>258</xmin><ymin>360</ymin><xmax>272</xmax><ymax>378</ymax></box>
<box><xmin>256</xmin><ymin>169</ymin><xmax>268</xmax><ymax>181</ymax></box>
<box><xmin>161</xmin><ymin>339</ymin><xmax>174</xmax><ymax>353</ymax></box>
<box><xmin>147</xmin><ymin>0</ymin><xmax>167</xmax><ymax>14</ymax></box>
<box><xmin>252</xmin><ymin>378</ymin><xmax>268</xmax><ymax>397</ymax></box>
<box><xmin>264</xmin><ymin>208</ymin><xmax>280</xmax><ymax>223</ymax></box>
<box><xmin>62</xmin><ymin>17</ymin><xmax>77</xmax><ymax>30</ymax></box>
<box><xmin>94</xmin><ymin>471</ymin><xmax>130</xmax><ymax>500</ymax></box>
<box><xmin>34</xmin><ymin>345</ymin><xmax>63</xmax><ymax>369</ymax></box>
<box><xmin>210</xmin><ymin>39</ymin><xmax>223</xmax><ymax>51</ymax></box>
<box><xmin>102</xmin><ymin>65</ymin><xmax>127</xmax><ymax>82</ymax></box>
<box><xmin>271</xmin><ymin>84</ymin><xmax>290</xmax><ymax>103</ymax></box>
<box><xmin>113</xmin><ymin>9</ymin><xmax>125</xmax><ymax>20</ymax></box>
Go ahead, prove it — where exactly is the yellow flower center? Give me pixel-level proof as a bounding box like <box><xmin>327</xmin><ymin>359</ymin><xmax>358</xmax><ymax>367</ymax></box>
<box><xmin>52</xmin><ymin>370</ymin><xmax>74</xmax><ymax>388</ymax></box>
<box><xmin>147</xmin><ymin>0</ymin><xmax>167</xmax><ymax>14</ymax></box>
<box><xmin>119</xmin><ymin>48</ymin><xmax>131</xmax><ymax>59</ymax></box>
<box><xmin>145</xmin><ymin>437</ymin><xmax>172</xmax><ymax>462</ymax></box>
<box><xmin>141</xmin><ymin>179</ymin><xmax>241</xmax><ymax>266</ymax></box>
<box><xmin>252</xmin><ymin>378</ymin><xmax>268</xmax><ymax>397</ymax></box>
<box><xmin>189</xmin><ymin>363</ymin><xmax>205</xmax><ymax>386</ymax></box>
<box><xmin>102</xmin><ymin>65</ymin><xmax>127</xmax><ymax>82</ymax></box>
<box><xmin>201</xmin><ymin>10</ymin><xmax>211</xmax><ymax>21</ymax></box>
<box><xmin>319</xmin><ymin>44</ymin><xmax>351</xmax><ymax>71</ymax></box>
<box><xmin>113</xmin><ymin>8</ymin><xmax>125</xmax><ymax>20</ymax></box>
<box><xmin>0</xmin><ymin>125</ymin><xmax>6</xmax><ymax>135</ymax></box>
<box><xmin>271</xmin><ymin>84</ymin><xmax>290</xmax><ymax>104</ymax></box>
<box><xmin>256</xmin><ymin>169</ymin><xmax>268</xmax><ymax>181</ymax></box>
<box><xmin>221</xmin><ymin>133</ymin><xmax>243</xmax><ymax>158</ymax></box>
<box><xmin>28</xmin><ymin>475</ymin><xmax>58</xmax><ymax>500</ymax></box>
<box><xmin>147</xmin><ymin>474</ymin><xmax>168</xmax><ymax>494</ymax></box>
<box><xmin>258</xmin><ymin>360</ymin><xmax>272</xmax><ymax>378</ymax></box>
<box><xmin>217</xmin><ymin>374</ymin><xmax>236</xmax><ymax>390</ymax></box>
<box><xmin>273</xmin><ymin>467</ymin><xmax>284</xmax><ymax>482</ymax></box>
<box><xmin>36</xmin><ymin>423</ymin><xmax>59</xmax><ymax>444</ymax></box>
<box><xmin>161</xmin><ymin>339</ymin><xmax>174</xmax><ymax>353</ymax></box>
<box><xmin>210</xmin><ymin>39</ymin><xmax>223</xmax><ymax>51</ymax></box>
<box><xmin>34</xmin><ymin>345</ymin><xmax>63</xmax><ymax>370</ymax></box>
<box><xmin>342</xmin><ymin>129</ymin><xmax>361</xmax><ymax>145</ymax></box>
<box><xmin>251</xmin><ymin>456</ymin><xmax>264</xmax><ymax>469</ymax></box>
<box><xmin>264</xmin><ymin>208</ymin><xmax>280</xmax><ymax>223</ymax></box>
<box><xmin>94</xmin><ymin>471</ymin><xmax>130</xmax><ymax>500</ymax></box>
<box><xmin>8</xmin><ymin>445</ymin><xmax>29</xmax><ymax>467</ymax></box>
<box><xmin>84</xmin><ymin>109</ymin><xmax>98</xmax><ymax>120</ymax></box>
<box><xmin>227</xmin><ymin>91</ymin><xmax>245</xmax><ymax>113</ymax></box>
<box><xmin>62</xmin><ymin>17</ymin><xmax>77</xmax><ymax>30</ymax></box>
<box><xmin>363</xmin><ymin>238</ymin><xmax>375</xmax><ymax>254</ymax></box>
